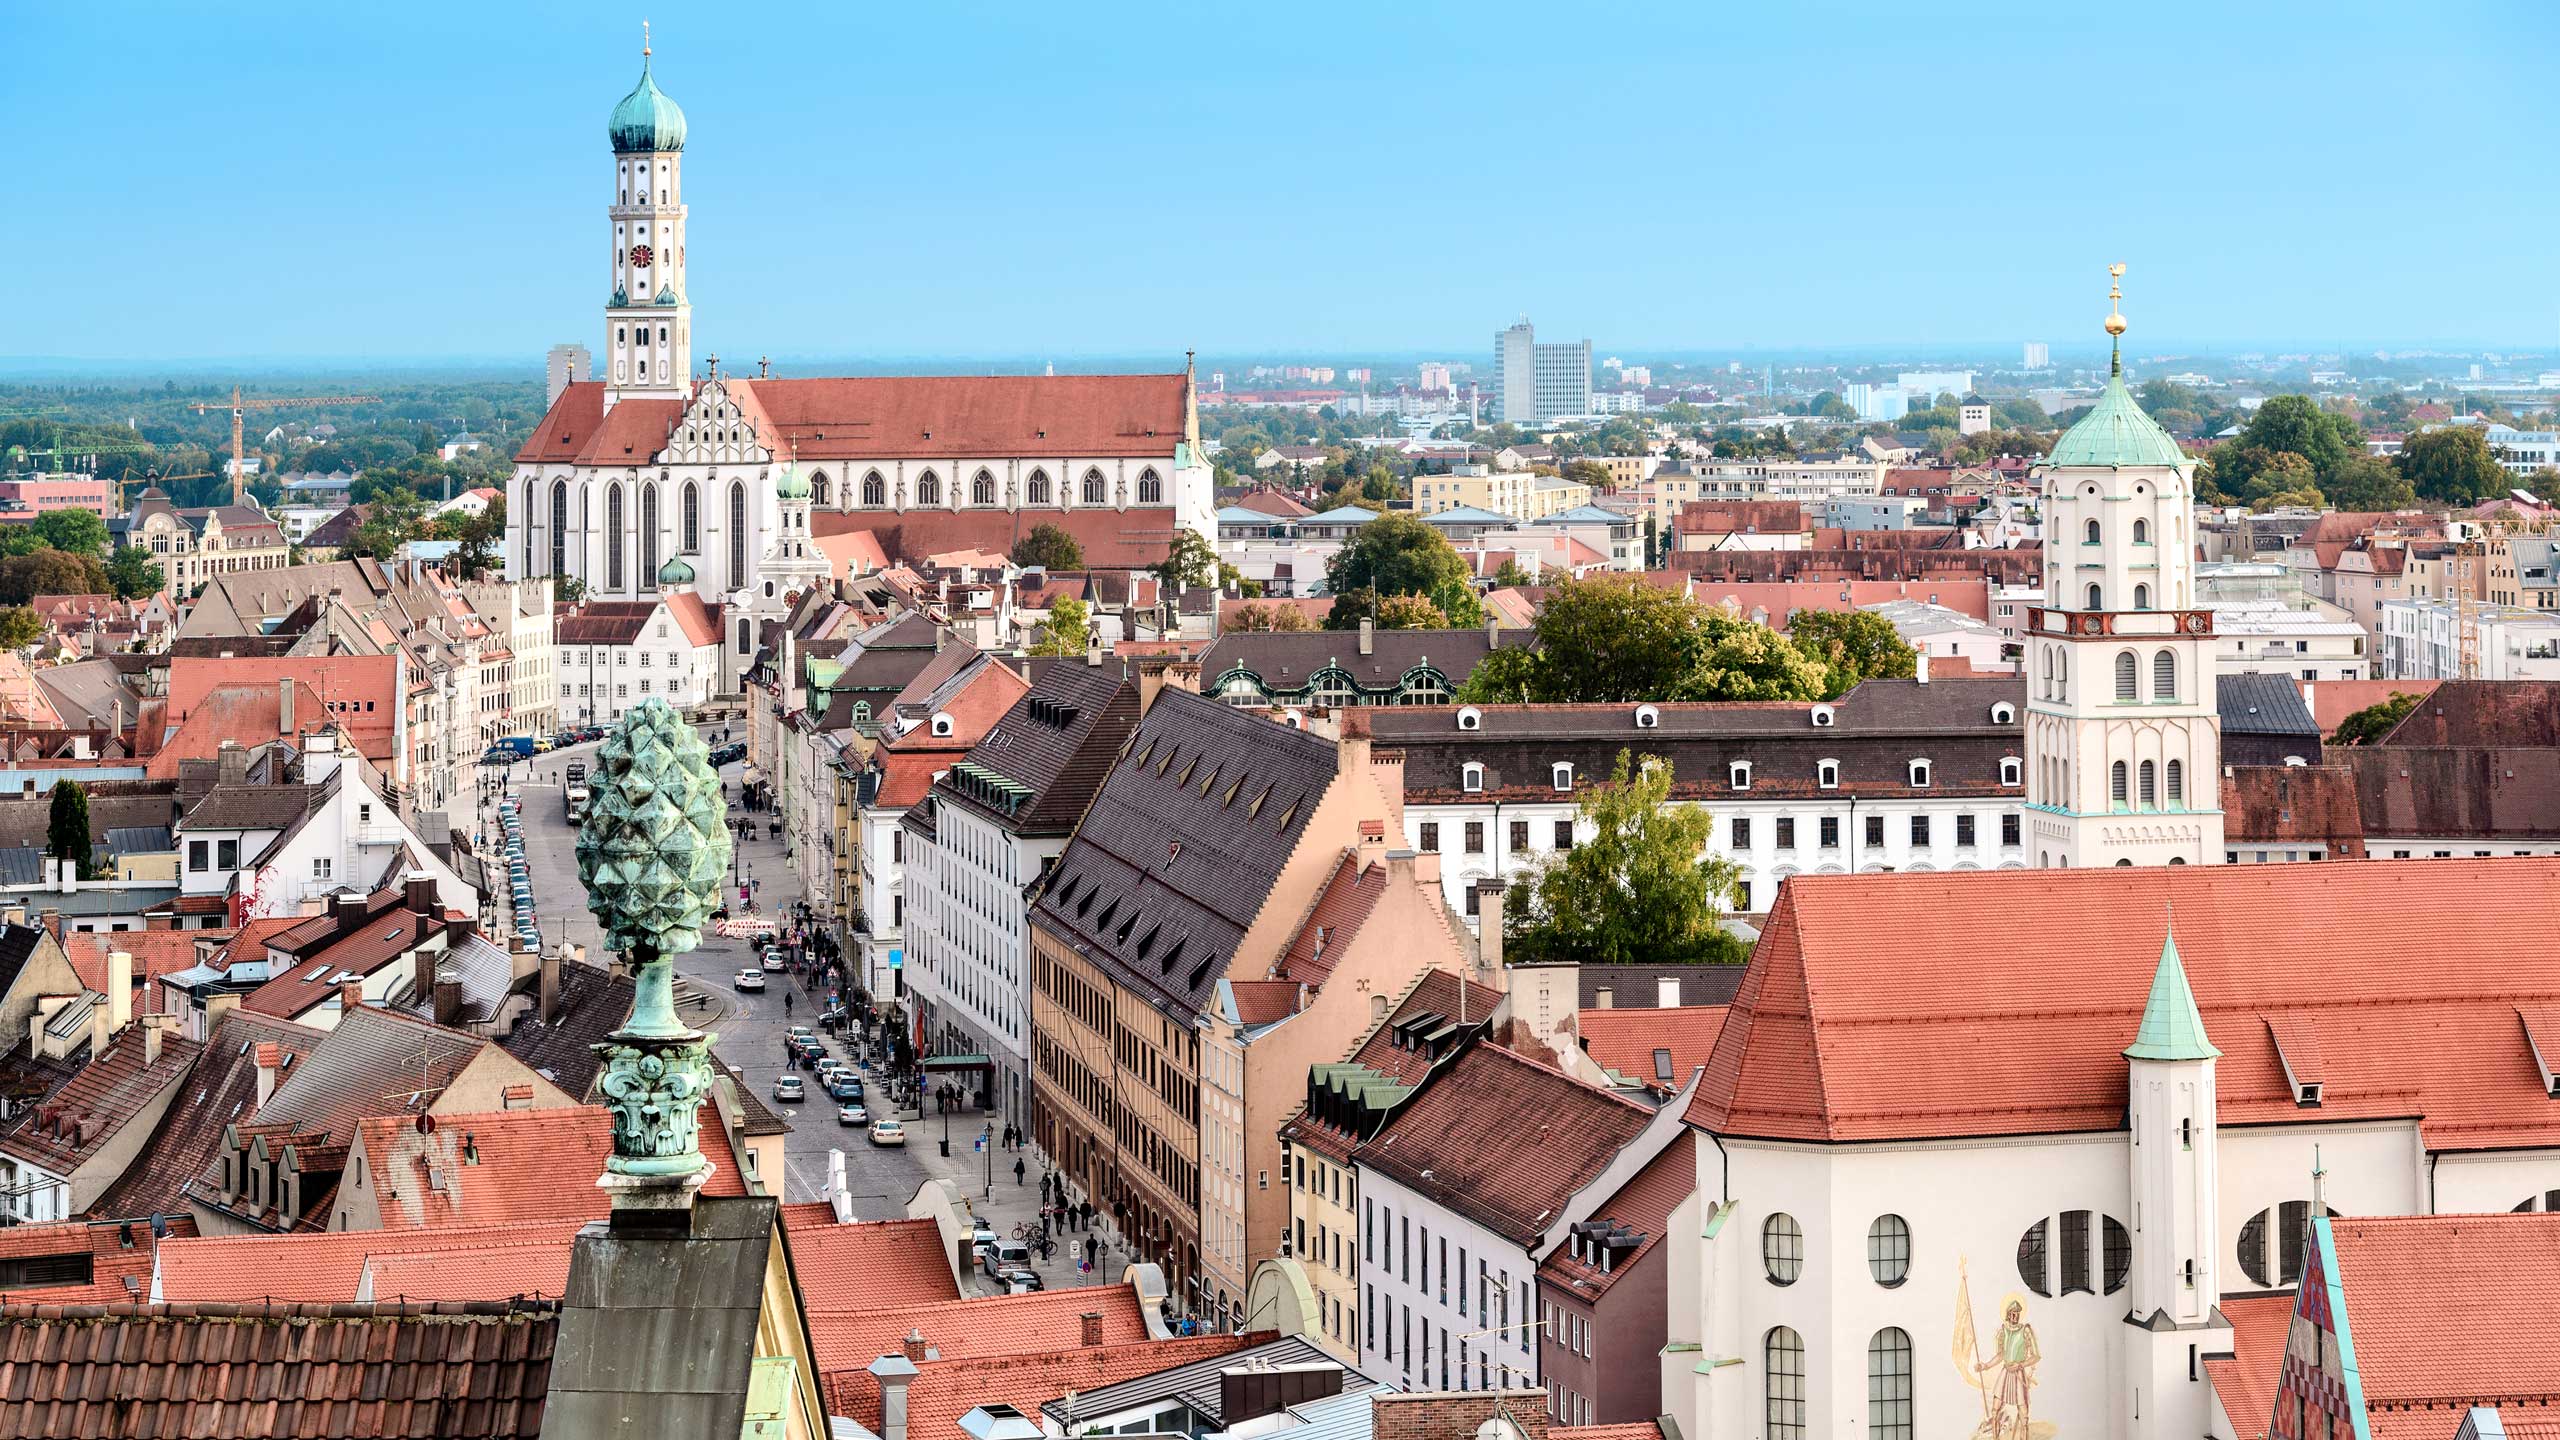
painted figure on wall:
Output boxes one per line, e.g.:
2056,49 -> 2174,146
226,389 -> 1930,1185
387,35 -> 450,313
1956,1262 -> 2050,1440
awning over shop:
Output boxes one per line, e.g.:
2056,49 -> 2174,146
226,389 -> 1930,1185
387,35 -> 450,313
921,1054 -> 994,1071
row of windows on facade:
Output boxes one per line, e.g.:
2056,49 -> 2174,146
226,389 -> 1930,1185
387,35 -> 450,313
1363,1197 -> 1530,1354
1364,1286 -> 1528,1397
562,680 -> 692,699
1457,756 -> 1987,795
1425,812 -> 2024,861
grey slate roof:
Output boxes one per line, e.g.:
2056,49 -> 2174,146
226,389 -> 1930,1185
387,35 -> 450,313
1041,1335 -> 1381,1428
103,826 -> 174,858
546,1195 -> 780,1440
1032,687 -> 1340,1018
2216,674 -> 2321,737
0,850 -> 43,887
938,663 -> 1141,835
495,963 -> 635,1100
182,784 -> 320,833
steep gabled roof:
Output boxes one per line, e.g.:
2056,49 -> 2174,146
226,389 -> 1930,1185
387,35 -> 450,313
92,1011 -> 324,1220
937,662 -> 1140,836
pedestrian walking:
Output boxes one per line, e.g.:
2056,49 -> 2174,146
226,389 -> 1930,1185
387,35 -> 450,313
1083,1235 -> 1097,1267
1013,1156 -> 1026,1186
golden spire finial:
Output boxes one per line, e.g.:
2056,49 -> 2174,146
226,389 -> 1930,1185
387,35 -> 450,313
642,18 -> 652,58
2104,262 -> 2128,377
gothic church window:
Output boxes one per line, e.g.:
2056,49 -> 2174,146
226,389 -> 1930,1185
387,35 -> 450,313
973,471 -> 996,506
641,484 -> 660,582
1027,469 -> 1052,506
1138,468 -> 1163,505
864,471 -> 885,507
918,472 -> 942,506
682,482 -> 700,552
550,481 -> 569,577
1084,469 -> 1106,505
729,482 -> 747,589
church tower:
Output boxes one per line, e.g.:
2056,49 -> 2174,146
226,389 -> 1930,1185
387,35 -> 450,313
2023,265 -> 2223,868
604,26 -> 691,407
2122,926 -> 2229,1440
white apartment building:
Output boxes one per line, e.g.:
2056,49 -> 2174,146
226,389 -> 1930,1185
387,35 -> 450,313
2206,599 -> 2369,681
465,577 -> 558,740
1492,319 -> 1592,423
2477,423 -> 2560,476
174,734 -> 478,919
1688,457 -> 1887,502
552,586 -> 725,726
2379,597 -> 2560,680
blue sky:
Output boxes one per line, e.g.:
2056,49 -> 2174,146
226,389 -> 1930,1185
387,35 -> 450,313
7,1 -> 2555,366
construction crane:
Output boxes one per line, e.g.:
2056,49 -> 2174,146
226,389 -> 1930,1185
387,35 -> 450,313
125,466 -> 216,513
4,438 -> 155,475
190,386 -> 380,507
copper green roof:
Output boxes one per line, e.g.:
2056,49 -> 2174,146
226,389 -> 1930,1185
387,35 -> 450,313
2045,374 -> 2189,470
2124,931 -> 2220,1061
657,555 -> 696,587
774,462 -> 811,501
609,57 -> 687,154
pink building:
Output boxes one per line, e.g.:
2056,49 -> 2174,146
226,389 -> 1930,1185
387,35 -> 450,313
0,476 -> 112,521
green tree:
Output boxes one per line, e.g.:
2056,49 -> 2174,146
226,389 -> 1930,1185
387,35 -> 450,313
1010,523 -> 1086,572
46,780 -> 93,878
2230,395 -> 2361,479
1489,558 -> 1534,589
0,548 -> 109,605
105,545 -> 161,599
1324,514 -> 1482,629
553,574 -> 588,603
1453,574 -> 1827,704
1561,458 -> 1613,493
1505,750 -> 1748,967
346,486 -> 427,558
442,495 -> 506,578
2332,690 -> 2424,746
1371,594 -> 1446,629
1027,597 -> 1091,657
1786,609 -> 1918,699
2321,454 -> 2418,512
28,509 -> 108,556
1153,530 -> 1217,590
0,607 -> 43,651
2397,426 -> 2510,505
1227,601 -> 1316,632
2241,452 -> 2326,512
1217,561 -> 1262,598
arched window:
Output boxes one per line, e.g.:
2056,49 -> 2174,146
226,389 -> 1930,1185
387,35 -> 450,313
2139,759 -> 2157,808
917,471 -> 942,507
641,484 -> 660,583
810,471 -> 830,507
972,470 -> 996,506
1027,469 -> 1052,506
2114,651 -> 2137,700
1763,1328 -> 1806,1440
681,481 -> 700,552
2110,760 -> 2128,805
1083,469 -> 1106,505
2132,517 -> 2149,544
2086,582 -> 2103,610
2084,519 -> 2101,544
2153,650 -> 2176,700
737,617 -> 752,654
863,470 -> 885,507
2166,758 -> 2184,805
1762,1214 -> 1803,1285
1138,468 -> 1163,505
2133,583 -> 2151,610
522,481 -> 539,574
550,481 -> 569,578
605,485 -> 627,590
728,481 -> 747,590
1867,1329 -> 1913,1440
1867,1216 -> 1911,1287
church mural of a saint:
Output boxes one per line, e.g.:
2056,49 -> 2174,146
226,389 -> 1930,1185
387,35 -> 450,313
1954,1261 -> 2052,1440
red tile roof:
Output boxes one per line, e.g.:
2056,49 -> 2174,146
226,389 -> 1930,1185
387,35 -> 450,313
64,930 -> 221,1017
1537,1132 -> 1693,1301
1278,851 -> 1387,988
816,505 -> 1185,570
0,1299 -> 555,1438
1553,1424 -> 1665,1440
0,1216 -> 198,1309
823,1332 -> 1259,1440
161,656 -> 400,763
1225,980 -> 1305,1026
2302,678 -> 2440,736
1689,862 -> 2560,1146
805,1281 -> 1150,1378
2200,1293 -> 2290,1440
2379,679 -> 2560,747
355,1105 -> 744,1231
0,1028 -> 201,1175
786,1217 -> 959,1310
1577,1005 -> 1728,1092
156,1217 -> 593,1305
2330,1213 -> 2560,1433
359,1241 -> 573,1305
145,681 -> 330,778
243,911 -> 448,1020
1675,500 -> 1805,536
1357,1041 -> 1654,1244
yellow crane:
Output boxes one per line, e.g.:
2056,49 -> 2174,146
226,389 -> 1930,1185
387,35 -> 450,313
190,386 -> 380,506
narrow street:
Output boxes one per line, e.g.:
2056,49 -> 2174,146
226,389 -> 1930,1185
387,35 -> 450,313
484,729 -> 1128,1297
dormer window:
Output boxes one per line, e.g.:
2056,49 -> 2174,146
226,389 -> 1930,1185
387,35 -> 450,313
1909,759 -> 1932,788
1634,704 -> 1659,729
1990,702 -> 2016,724
2001,757 -> 2022,786
1456,706 -> 1482,731
930,713 -> 954,738
1818,759 -> 1840,790
1810,704 -> 1836,728
1462,763 -> 1485,794
1551,763 -> 1574,792
1730,761 -> 1752,791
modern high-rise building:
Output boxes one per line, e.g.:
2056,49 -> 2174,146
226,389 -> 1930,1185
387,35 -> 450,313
1491,318 -> 1592,422
2023,340 -> 2050,369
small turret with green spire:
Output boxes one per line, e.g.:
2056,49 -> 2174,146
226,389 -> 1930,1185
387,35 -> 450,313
2124,926 -> 2220,1062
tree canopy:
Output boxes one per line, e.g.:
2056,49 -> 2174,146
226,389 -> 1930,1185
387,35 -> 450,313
2331,690 -> 2424,746
1027,597 -> 1091,657
1154,530 -> 1217,590
1011,523 -> 1086,573
0,607 -> 43,651
1786,609 -> 1918,699
1226,601 -> 1316,632
46,781 -> 92,877
1503,750 -> 1748,967
105,545 -> 161,600
2397,426 -> 2510,505
1455,575 -> 1828,704
1324,514 -> 1482,629
28,509 -> 107,556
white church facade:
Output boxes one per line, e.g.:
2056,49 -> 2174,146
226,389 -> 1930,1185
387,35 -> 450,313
506,39 -> 1216,689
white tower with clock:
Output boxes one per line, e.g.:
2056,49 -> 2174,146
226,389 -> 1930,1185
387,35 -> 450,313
2022,265 -> 2224,869
604,26 -> 691,408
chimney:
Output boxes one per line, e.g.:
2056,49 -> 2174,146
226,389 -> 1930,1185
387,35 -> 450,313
254,1042 -> 281,1106
433,969 -> 463,1027
305,730 -> 340,784
1485,616 -> 1500,649
1079,1311 -> 1104,1347
339,979 -> 365,1015
143,1015 -> 172,1067
540,948 -> 563,1024
403,870 -> 437,918
901,1329 -> 928,1363
869,1354 -> 921,1440
278,677 -> 295,736
106,950 -> 132,1032
1358,616 -> 1374,657
88,992 -> 112,1058
216,740 -> 248,787
330,892 -> 367,934
204,991 -> 242,1042
1916,650 -> 1931,684
1475,881 -> 1507,972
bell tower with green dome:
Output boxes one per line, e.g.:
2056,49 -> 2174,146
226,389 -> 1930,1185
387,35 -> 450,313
604,23 -> 692,407
2022,264 -> 2223,870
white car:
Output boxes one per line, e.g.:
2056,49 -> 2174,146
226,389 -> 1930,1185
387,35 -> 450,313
869,1117 -> 906,1147
837,1104 -> 870,1127
734,970 -> 766,991
762,952 -> 787,974
771,1076 -> 805,1102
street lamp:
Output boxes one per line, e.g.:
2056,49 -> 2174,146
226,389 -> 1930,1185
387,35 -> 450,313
982,1120 -> 995,1198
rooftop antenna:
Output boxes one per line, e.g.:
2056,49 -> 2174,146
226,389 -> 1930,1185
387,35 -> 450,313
2311,1144 -> 2326,1214
2105,263 -> 2128,379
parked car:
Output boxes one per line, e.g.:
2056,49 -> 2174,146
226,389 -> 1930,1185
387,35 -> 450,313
996,1266 -> 1044,1294
771,1076 -> 804,1102
826,1076 -> 862,1102
836,1104 -> 869,1127
786,1027 -> 816,1042
967,1224 -> 997,1267
869,1117 -> 906,1147
980,1240 -> 1031,1277
734,970 -> 766,991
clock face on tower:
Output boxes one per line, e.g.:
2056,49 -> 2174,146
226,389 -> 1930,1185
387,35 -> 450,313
629,244 -> 654,270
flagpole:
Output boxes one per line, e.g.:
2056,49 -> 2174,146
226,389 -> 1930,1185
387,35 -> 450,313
1956,1259 -> 1991,1425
